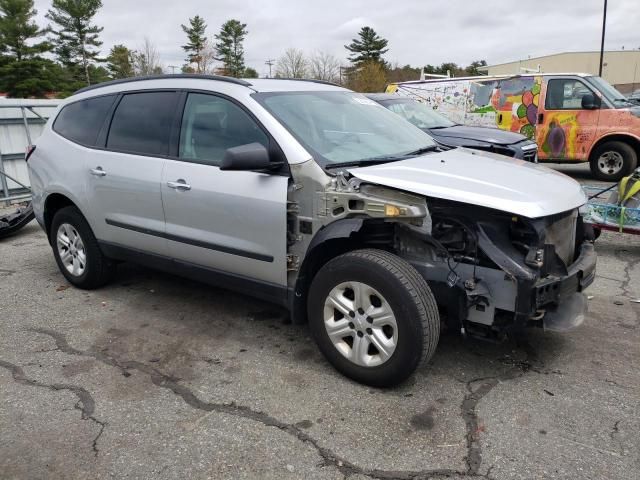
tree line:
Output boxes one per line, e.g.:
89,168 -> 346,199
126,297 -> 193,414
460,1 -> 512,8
0,0 -> 487,98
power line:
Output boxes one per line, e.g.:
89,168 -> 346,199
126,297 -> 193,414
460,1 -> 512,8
265,59 -> 275,78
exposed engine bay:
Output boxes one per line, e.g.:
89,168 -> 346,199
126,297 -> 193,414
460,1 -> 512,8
286,164 -> 596,338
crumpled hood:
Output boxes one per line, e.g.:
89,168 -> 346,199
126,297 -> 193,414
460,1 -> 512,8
428,125 -> 527,145
348,148 -> 587,218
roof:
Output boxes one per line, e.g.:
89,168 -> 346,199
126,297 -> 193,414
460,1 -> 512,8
389,72 -> 594,86
480,50 -> 640,70
74,75 -> 346,96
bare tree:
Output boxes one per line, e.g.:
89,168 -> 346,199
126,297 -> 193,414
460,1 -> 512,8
309,51 -> 340,83
276,48 -> 307,78
133,37 -> 163,76
200,40 -> 219,74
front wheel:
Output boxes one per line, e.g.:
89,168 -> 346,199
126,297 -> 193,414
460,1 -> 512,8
589,141 -> 638,181
307,249 -> 440,387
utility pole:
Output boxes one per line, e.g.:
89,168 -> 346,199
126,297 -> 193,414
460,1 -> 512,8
599,0 -> 608,77
168,65 -> 178,74
265,59 -> 275,78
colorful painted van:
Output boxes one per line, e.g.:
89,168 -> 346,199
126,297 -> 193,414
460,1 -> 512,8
387,74 -> 640,180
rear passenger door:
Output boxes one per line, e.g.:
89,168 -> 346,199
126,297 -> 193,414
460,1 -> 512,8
86,91 -> 180,255
161,92 -> 288,286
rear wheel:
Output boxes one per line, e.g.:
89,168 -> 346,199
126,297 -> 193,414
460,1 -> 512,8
589,141 -> 637,181
50,206 -> 114,289
307,249 -> 440,387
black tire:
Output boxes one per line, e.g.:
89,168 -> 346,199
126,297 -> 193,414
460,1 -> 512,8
307,249 -> 440,387
50,206 -> 114,289
589,141 -> 637,181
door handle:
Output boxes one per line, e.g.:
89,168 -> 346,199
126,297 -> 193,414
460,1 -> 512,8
90,167 -> 107,177
537,113 -> 544,124
167,180 -> 192,191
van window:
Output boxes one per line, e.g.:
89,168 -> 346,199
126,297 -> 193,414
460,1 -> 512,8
53,95 -> 116,146
107,92 -> 179,156
179,93 -> 269,166
545,79 -> 594,110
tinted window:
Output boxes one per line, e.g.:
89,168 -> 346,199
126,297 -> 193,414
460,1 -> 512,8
179,93 -> 269,166
545,79 -> 594,110
54,95 -> 116,146
107,92 -> 179,156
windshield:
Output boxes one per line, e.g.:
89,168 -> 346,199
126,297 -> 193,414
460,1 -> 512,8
382,99 -> 456,129
586,76 -> 633,107
254,91 -> 437,167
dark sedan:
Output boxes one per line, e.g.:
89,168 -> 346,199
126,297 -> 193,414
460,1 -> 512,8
367,93 -> 538,162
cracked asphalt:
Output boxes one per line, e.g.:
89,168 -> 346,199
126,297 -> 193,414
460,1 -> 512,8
1,166 -> 639,480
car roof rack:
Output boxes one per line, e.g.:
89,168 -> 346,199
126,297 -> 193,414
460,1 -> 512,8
266,78 -> 341,87
74,74 -> 253,95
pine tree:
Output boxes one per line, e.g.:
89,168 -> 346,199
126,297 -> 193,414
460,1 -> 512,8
345,26 -> 388,67
107,44 -> 134,79
46,0 -> 104,86
0,0 -> 49,60
181,15 -> 207,73
215,19 -> 247,77
0,0 -> 59,97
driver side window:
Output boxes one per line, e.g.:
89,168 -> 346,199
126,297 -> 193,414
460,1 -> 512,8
179,93 -> 269,166
545,79 -> 595,110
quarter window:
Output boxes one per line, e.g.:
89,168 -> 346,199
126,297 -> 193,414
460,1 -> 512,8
179,93 -> 269,166
545,79 -> 595,110
53,95 -> 116,146
107,92 -> 179,156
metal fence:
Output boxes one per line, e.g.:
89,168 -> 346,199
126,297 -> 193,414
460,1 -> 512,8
0,100 -> 60,205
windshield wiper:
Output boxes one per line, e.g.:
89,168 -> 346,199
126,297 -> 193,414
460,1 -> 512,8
325,158 -> 398,169
401,145 -> 441,156
326,145 -> 440,170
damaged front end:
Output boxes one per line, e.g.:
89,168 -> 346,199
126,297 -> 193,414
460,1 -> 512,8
398,200 -> 596,338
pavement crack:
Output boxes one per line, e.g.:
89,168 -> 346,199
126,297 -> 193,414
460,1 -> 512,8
614,249 -> 640,300
459,338 -> 539,476
0,359 -> 106,457
29,328 -> 481,480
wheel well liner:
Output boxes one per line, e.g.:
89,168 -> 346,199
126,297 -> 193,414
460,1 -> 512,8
44,193 -> 76,241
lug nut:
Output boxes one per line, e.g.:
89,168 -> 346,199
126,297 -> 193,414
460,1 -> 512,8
366,316 -> 373,323
349,311 -> 355,318
348,322 -> 355,329
357,331 -> 364,337
358,308 -> 364,315
366,328 -> 372,335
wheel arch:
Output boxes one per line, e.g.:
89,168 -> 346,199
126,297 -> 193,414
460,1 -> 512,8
43,193 -> 81,242
290,218 -> 396,323
588,133 -> 640,163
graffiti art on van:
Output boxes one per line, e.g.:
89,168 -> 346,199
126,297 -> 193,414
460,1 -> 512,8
488,77 -> 541,140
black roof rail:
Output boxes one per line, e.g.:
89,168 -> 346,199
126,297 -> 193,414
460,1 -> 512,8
267,77 -> 342,87
74,74 -> 253,95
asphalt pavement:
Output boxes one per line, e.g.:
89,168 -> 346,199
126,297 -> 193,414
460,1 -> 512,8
0,164 -> 638,480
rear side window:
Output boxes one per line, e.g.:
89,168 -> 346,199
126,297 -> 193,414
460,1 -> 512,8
53,95 -> 116,146
107,92 -> 179,156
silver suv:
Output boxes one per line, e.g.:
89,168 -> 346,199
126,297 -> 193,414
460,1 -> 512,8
28,75 -> 596,386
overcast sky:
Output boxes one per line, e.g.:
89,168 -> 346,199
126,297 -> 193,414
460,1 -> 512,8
33,0 -> 640,77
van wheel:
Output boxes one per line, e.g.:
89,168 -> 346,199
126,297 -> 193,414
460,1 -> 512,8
589,141 -> 637,181
50,206 -> 114,289
307,249 -> 440,387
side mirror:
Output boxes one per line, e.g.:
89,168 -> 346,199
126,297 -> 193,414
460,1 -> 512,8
581,93 -> 600,110
220,143 -> 273,171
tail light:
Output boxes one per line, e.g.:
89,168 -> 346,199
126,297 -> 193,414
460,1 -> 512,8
25,145 -> 36,162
